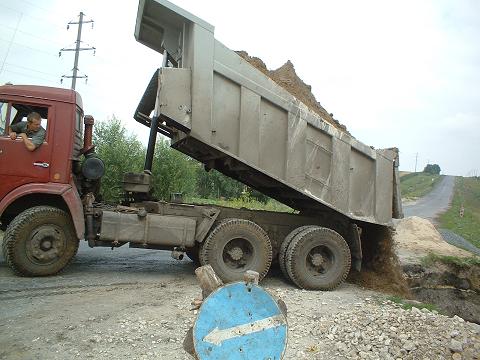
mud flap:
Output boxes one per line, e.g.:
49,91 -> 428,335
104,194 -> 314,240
349,223 -> 363,272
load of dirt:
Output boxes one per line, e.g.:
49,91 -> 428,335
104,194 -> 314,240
394,216 -> 473,261
236,51 -> 349,134
348,224 -> 412,298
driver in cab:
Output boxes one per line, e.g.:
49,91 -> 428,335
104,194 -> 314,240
8,112 -> 46,151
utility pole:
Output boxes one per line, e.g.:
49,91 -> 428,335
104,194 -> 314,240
60,12 -> 95,90
414,152 -> 418,173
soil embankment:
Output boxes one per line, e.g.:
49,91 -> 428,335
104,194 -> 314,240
394,216 -> 480,323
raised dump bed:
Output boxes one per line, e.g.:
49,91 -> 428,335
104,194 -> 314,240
134,0 -> 403,226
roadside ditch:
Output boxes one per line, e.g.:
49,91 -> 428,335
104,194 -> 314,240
404,259 -> 480,324
349,216 -> 480,325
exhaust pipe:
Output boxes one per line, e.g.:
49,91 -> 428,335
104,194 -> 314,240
82,115 -> 95,155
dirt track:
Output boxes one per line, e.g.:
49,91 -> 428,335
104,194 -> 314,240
0,240 -> 377,359
1,239 -> 479,359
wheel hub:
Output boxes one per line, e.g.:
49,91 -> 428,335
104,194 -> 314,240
40,239 -> 52,251
310,253 -> 324,267
222,238 -> 254,270
228,246 -> 244,261
29,227 -> 64,263
306,246 -> 334,275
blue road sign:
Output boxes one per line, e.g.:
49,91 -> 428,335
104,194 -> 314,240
193,282 -> 288,360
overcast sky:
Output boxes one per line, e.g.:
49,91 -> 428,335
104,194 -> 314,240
1,0 -> 479,176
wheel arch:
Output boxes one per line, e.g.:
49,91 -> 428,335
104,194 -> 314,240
0,183 -> 84,239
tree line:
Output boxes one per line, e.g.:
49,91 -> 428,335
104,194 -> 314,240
93,117 -> 268,203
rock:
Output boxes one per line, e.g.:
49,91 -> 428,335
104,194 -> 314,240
450,330 -> 460,338
469,323 -> 480,334
449,339 -> 463,353
403,341 -> 416,351
452,353 -> 462,360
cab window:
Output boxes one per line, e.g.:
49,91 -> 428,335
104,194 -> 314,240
8,103 -> 49,141
76,108 -> 83,135
0,101 -> 11,135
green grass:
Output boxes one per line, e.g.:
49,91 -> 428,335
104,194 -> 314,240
386,295 -> 440,312
187,197 -> 296,213
438,177 -> 480,248
421,253 -> 480,267
400,172 -> 443,200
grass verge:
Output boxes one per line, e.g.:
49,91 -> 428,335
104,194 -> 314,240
421,253 -> 480,267
438,177 -> 480,248
400,172 -> 443,200
386,295 -> 440,312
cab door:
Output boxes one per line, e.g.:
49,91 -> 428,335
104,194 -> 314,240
0,100 -> 53,199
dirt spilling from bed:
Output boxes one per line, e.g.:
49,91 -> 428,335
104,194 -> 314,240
348,223 -> 412,298
347,216 -> 477,299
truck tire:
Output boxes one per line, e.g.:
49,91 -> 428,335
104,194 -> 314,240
199,218 -> 272,283
285,227 -> 351,290
279,225 -> 311,281
3,206 -> 79,277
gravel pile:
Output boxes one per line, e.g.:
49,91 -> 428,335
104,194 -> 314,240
3,280 -> 480,359
273,288 -> 480,360
34,287 -> 480,360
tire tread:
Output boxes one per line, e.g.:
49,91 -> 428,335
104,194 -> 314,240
199,218 -> 272,282
4,206 -> 79,277
285,227 -> 351,290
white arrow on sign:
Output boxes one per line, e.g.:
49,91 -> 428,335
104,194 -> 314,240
203,314 -> 286,346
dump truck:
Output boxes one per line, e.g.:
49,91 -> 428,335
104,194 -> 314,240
0,0 -> 403,290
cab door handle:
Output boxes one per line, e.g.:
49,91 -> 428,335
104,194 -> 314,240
33,162 -> 49,168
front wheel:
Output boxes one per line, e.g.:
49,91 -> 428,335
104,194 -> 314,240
199,218 -> 272,283
3,206 -> 79,276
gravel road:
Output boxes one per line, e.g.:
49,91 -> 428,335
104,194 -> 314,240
403,175 -> 456,222
401,175 -> 480,255
438,229 -> 480,256
1,238 -> 479,359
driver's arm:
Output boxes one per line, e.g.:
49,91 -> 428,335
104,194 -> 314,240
18,133 -> 36,151
7,124 -> 18,140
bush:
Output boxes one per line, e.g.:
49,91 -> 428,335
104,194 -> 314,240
424,164 -> 441,175
93,116 -> 145,202
151,138 -> 198,200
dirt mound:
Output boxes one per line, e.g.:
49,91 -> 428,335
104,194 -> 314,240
394,216 -> 473,260
236,51 -> 349,134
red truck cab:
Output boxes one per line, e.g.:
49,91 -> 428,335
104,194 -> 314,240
0,85 -> 85,241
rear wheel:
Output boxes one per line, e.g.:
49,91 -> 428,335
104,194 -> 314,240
279,225 -> 311,281
4,206 -> 79,276
199,218 -> 272,283
285,227 -> 351,290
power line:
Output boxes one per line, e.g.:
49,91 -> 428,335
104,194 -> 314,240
60,12 -> 96,89
0,37 -> 59,58
2,3 -> 66,32
0,13 -> 23,76
4,62 -> 58,78
1,68 -> 58,85
0,23 -> 64,47
15,0 -> 52,14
